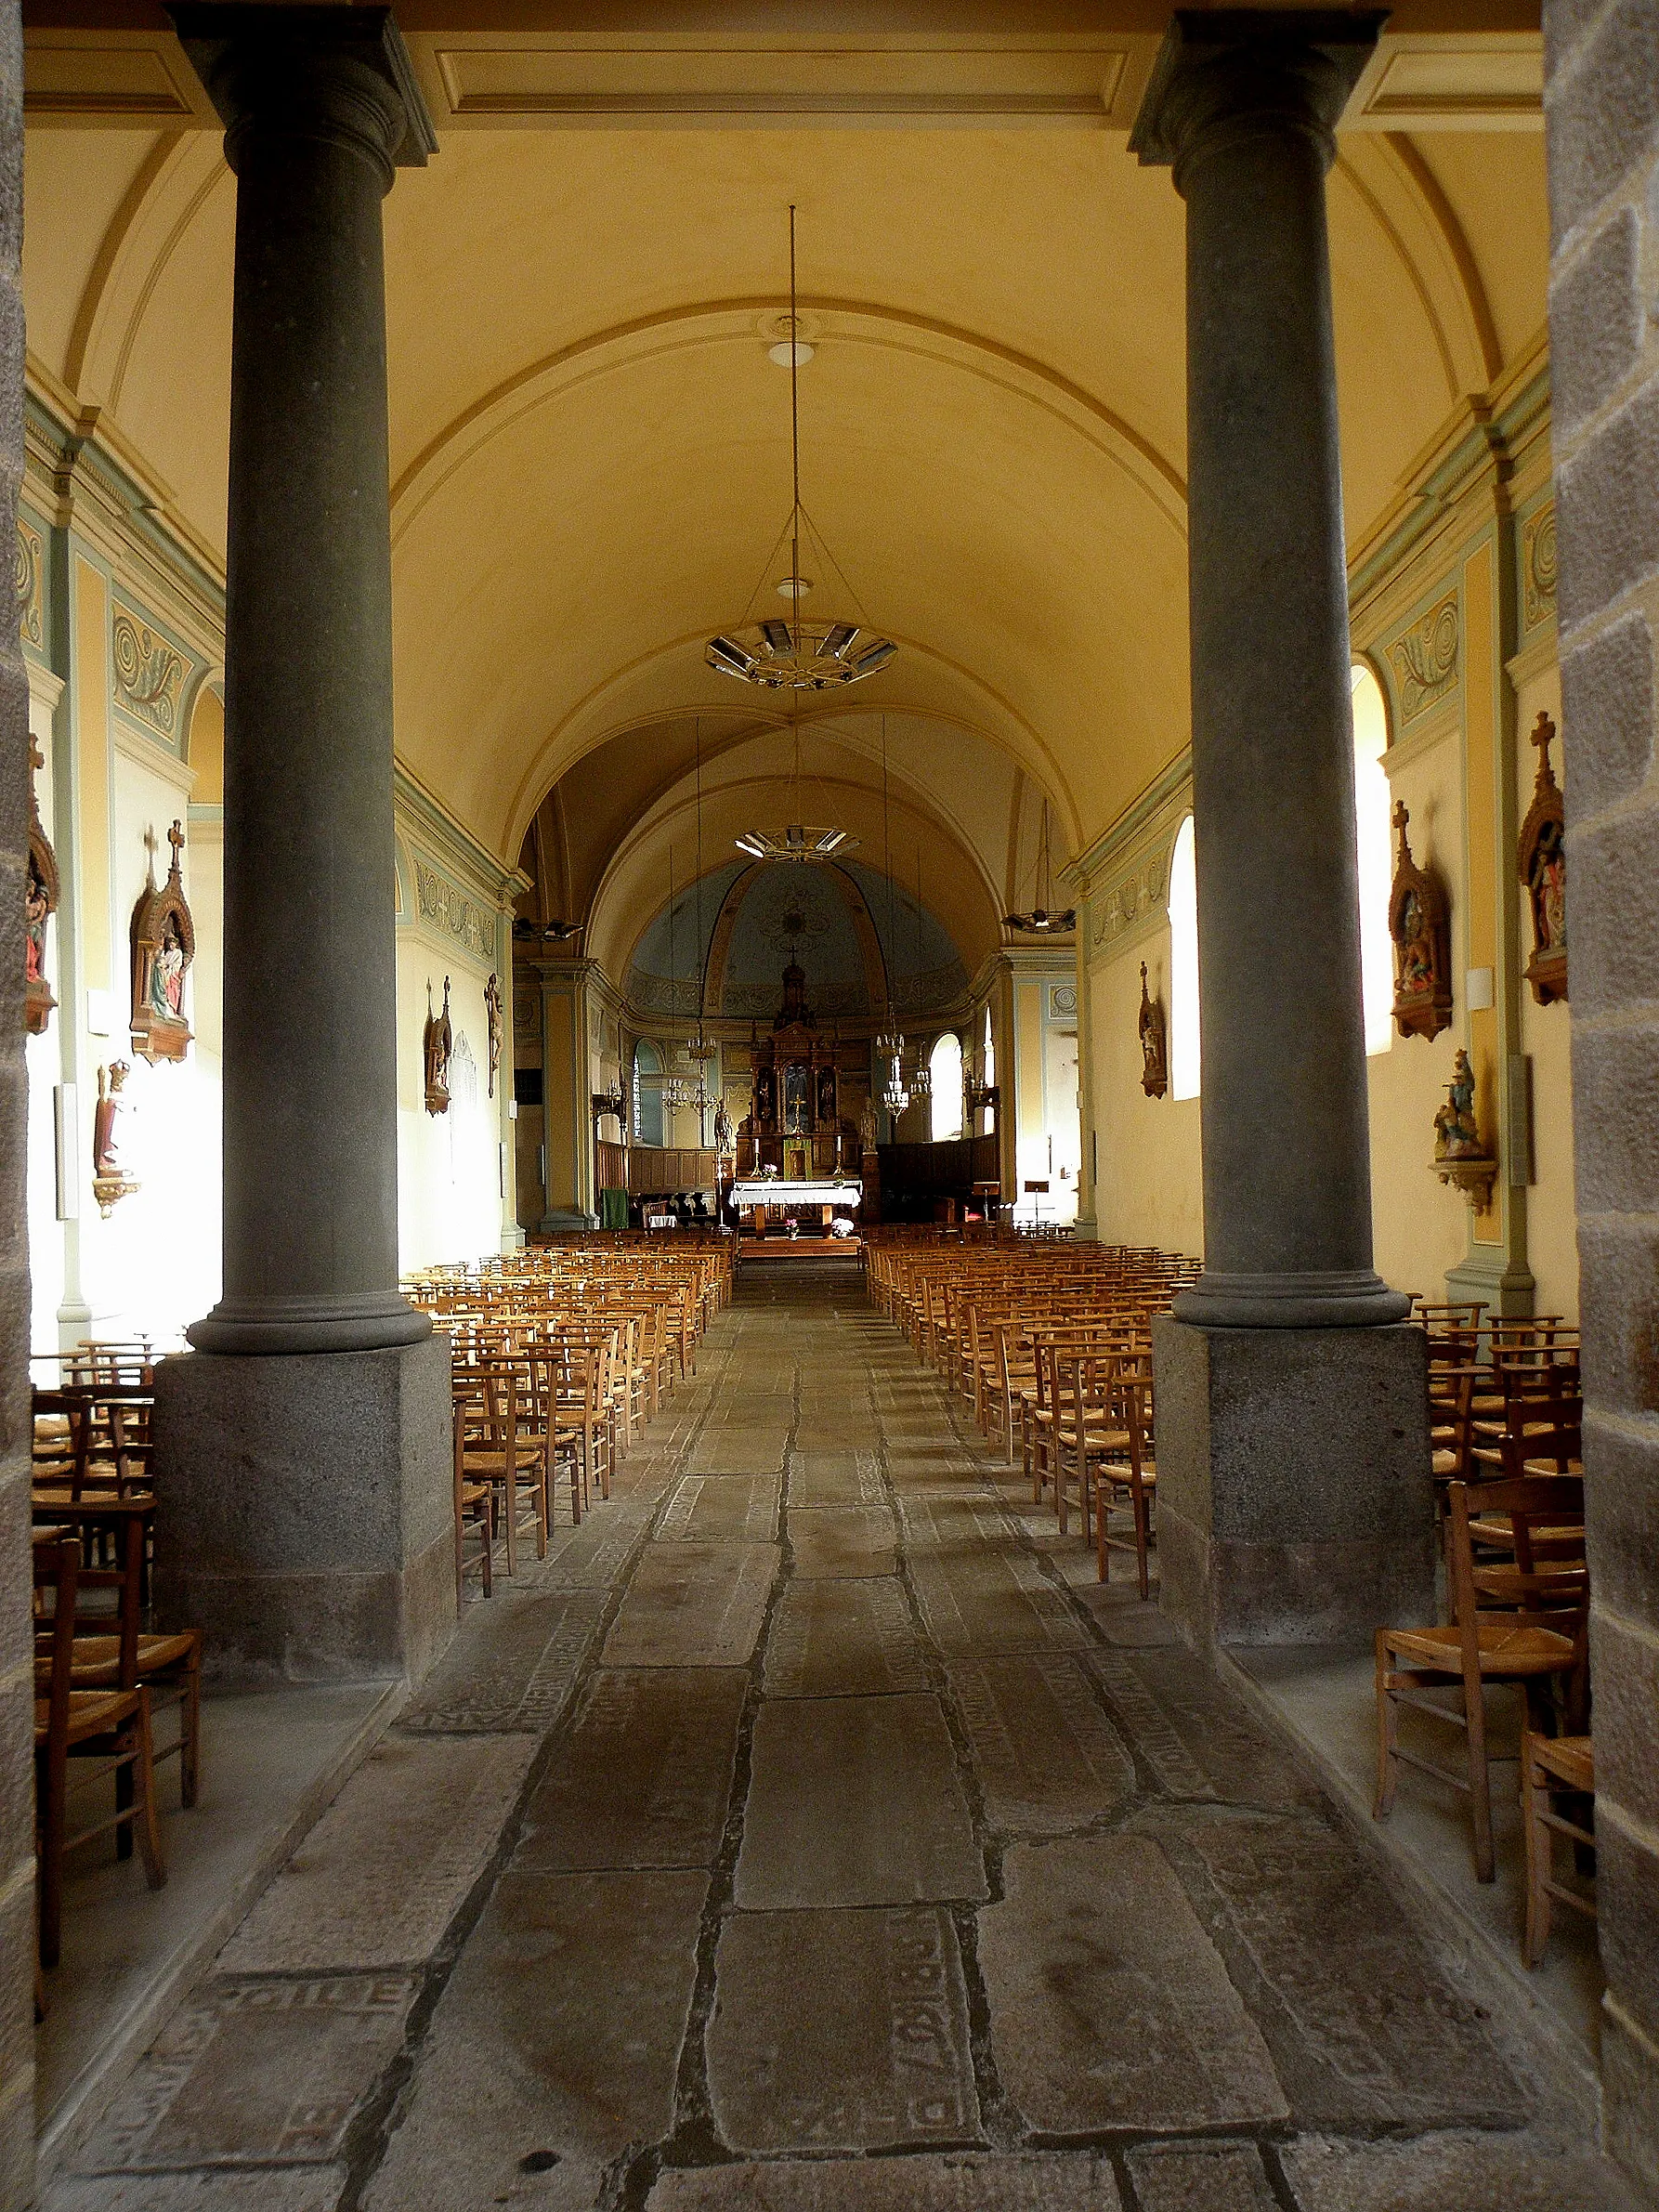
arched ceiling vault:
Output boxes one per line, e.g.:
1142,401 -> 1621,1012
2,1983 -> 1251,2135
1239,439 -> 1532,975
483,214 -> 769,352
22,108 -> 1549,895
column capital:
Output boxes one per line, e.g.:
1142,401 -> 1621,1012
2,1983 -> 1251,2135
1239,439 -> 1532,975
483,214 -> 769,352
168,4 -> 437,180
1130,9 -> 1384,186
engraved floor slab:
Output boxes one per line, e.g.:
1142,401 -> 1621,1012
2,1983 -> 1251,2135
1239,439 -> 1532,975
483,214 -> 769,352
43,2177 -> 349,2211
658,1473 -> 781,1542
73,1975 -> 418,2172
1140,1808 -> 1520,2128
764,1577 -> 928,1696
363,1871 -> 705,2212
1127,2142 -> 1280,2211
1281,2133 -> 1636,2212
978,1838 -> 1287,2133
738,1695 -> 985,1906
705,1907 -> 978,2153
518,1667 -> 745,1869
689,1429 -> 790,1474
787,1504 -> 898,1578
401,1585 -> 607,1733
602,1541 -> 778,1668
1113,1651 -> 1326,1811
537,1502 -> 654,1586
647,2153 -> 1122,2211
907,1543 -> 1088,1657
948,1658 -> 1135,1835
218,1735 -> 537,1972
788,1451 -> 885,1507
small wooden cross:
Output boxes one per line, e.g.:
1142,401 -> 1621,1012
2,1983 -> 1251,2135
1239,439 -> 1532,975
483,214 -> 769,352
1531,710 -> 1558,781
1391,799 -> 1413,858
167,818 -> 185,876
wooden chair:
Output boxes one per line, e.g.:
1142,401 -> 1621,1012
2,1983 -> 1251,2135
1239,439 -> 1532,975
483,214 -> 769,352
33,1538 -> 166,1969
1093,1371 -> 1157,1597
39,1507 -> 202,1816
1375,1474 -> 1588,1881
452,1391 -> 497,1603
1522,1729 -> 1596,1966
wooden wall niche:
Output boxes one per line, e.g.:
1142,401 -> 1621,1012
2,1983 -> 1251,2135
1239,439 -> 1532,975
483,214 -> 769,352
26,741 -> 59,1036
1138,962 -> 1169,1097
129,820 -> 194,1064
1388,803 -> 1453,1041
1519,710 -> 1567,1005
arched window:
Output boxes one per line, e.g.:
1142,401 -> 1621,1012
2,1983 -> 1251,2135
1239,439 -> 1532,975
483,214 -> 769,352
931,1033 -> 963,1142
981,1007 -> 996,1132
1169,814 -> 1200,1101
1352,662 -> 1394,1054
633,1040 -> 663,1146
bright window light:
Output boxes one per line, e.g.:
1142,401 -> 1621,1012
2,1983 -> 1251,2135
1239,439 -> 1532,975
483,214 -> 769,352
931,1033 -> 963,1142
1352,663 -> 1394,1055
1169,814 -> 1200,1101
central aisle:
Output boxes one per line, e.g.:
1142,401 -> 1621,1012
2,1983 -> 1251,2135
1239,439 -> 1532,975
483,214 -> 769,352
61,1260 -> 1622,2210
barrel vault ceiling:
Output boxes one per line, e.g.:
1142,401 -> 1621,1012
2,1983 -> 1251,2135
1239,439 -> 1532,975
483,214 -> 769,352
21,3 -> 1549,983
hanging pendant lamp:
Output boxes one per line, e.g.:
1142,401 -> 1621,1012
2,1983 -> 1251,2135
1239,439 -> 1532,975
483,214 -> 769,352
710,207 -> 897,700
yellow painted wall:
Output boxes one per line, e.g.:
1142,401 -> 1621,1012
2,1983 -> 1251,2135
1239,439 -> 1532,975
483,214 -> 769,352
1089,923 -> 1206,1260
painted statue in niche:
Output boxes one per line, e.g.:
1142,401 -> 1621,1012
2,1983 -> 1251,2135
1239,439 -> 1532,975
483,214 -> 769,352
1138,963 -> 1168,1098
129,820 -> 195,1064
816,1061 -> 838,1129
25,741 -> 59,1036
1388,802 -> 1453,1041
754,1062 -> 777,1130
484,972 -> 503,1097
1519,711 -> 1567,1005
92,1061 -> 139,1216
1432,1049 -> 1484,1159
424,977 -> 452,1115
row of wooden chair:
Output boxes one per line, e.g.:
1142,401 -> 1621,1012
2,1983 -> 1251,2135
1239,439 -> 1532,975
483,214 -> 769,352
408,1238 -> 728,1603
30,1360 -> 202,1972
868,1235 -> 1197,1594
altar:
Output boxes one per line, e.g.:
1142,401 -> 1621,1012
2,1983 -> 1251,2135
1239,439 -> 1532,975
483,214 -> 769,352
730,1177 -> 862,1211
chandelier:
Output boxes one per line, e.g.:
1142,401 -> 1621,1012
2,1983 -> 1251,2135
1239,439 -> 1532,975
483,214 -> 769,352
710,206 -> 896,700
735,823 -> 854,863
1003,799 -> 1076,935
882,1051 -> 910,1118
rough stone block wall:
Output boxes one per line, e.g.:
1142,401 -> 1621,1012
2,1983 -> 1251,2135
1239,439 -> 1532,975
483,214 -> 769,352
0,11 -> 29,2206
1546,0 -> 1659,2192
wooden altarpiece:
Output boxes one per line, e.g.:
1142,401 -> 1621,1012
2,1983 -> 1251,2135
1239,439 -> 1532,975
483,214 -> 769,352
1518,711 -> 1567,1006
1388,803 -> 1452,1041
1138,962 -> 1168,1097
25,741 -> 59,1036
737,957 -> 859,1180
129,820 -> 195,1064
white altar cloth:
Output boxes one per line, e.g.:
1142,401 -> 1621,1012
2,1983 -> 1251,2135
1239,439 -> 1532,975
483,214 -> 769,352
731,1178 -> 861,1209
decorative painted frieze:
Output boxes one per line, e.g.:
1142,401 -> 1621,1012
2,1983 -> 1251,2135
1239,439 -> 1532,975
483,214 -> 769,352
1385,589 -> 1460,723
111,603 -> 191,742
1048,982 -> 1078,1020
1088,844 -> 1171,952
1522,501 -> 1557,635
414,855 -> 496,963
16,517 -> 44,653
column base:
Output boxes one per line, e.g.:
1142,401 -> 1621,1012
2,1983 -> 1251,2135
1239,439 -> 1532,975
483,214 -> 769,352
153,1333 -> 455,1684
1152,1317 -> 1433,1648
1445,1250 -> 1535,1322
1174,1267 -> 1411,1329
188,1289 -> 432,1355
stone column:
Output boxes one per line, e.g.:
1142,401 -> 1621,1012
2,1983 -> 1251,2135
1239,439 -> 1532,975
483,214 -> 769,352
153,7 -> 452,1683
1133,15 -> 1431,1645
1545,0 -> 1659,2185
0,10 -> 36,2201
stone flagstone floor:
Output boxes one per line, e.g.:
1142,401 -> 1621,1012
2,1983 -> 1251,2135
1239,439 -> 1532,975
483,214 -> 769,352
46,1260 -> 1632,2211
